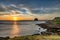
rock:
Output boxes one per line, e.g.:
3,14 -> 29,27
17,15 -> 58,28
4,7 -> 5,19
34,18 -> 38,21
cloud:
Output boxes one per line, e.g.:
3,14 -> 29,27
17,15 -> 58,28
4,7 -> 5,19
0,4 -> 60,18
0,4 -> 34,17
0,4 -> 37,17
0,4 -> 60,14
31,7 -> 60,14
0,4 -> 6,11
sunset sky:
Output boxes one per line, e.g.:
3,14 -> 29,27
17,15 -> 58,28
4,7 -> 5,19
0,0 -> 60,20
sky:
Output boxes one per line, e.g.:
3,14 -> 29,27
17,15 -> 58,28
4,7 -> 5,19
0,0 -> 60,20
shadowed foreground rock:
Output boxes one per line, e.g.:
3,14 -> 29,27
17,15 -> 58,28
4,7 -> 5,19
36,23 -> 60,35
0,36 -> 10,40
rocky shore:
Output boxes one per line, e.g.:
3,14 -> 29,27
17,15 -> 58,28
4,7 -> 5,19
0,36 -> 10,40
36,20 -> 60,35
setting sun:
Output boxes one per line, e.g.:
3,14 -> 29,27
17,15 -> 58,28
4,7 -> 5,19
13,17 -> 17,21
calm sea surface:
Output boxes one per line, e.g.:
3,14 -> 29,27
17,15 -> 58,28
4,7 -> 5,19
0,21 -> 46,37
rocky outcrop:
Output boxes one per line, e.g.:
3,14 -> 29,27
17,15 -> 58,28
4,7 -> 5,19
0,36 -> 10,40
53,17 -> 60,21
34,18 -> 38,21
36,23 -> 60,35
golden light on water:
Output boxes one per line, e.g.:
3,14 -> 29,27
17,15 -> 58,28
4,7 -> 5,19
10,22 -> 20,38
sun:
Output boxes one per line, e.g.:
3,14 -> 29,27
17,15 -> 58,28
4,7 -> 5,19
13,17 -> 17,21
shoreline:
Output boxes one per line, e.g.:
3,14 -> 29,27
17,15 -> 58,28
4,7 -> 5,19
1,35 -> 60,40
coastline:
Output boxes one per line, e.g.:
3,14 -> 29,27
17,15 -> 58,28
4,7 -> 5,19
1,35 -> 60,40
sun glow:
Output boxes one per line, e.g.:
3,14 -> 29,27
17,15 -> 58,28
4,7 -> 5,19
13,17 -> 17,21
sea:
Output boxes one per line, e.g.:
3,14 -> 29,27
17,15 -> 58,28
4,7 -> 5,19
0,20 -> 46,37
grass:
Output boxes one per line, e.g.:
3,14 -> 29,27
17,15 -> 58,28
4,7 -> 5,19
9,35 -> 60,40
53,20 -> 60,25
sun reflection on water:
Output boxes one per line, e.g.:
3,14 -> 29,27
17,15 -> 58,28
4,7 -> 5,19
10,21 -> 19,38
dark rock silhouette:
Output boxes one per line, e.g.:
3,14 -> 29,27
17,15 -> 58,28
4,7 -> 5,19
34,18 -> 38,21
0,36 -> 10,40
32,34 -> 40,36
53,17 -> 60,21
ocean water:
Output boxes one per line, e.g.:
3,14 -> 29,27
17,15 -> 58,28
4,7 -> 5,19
0,21 -> 46,37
